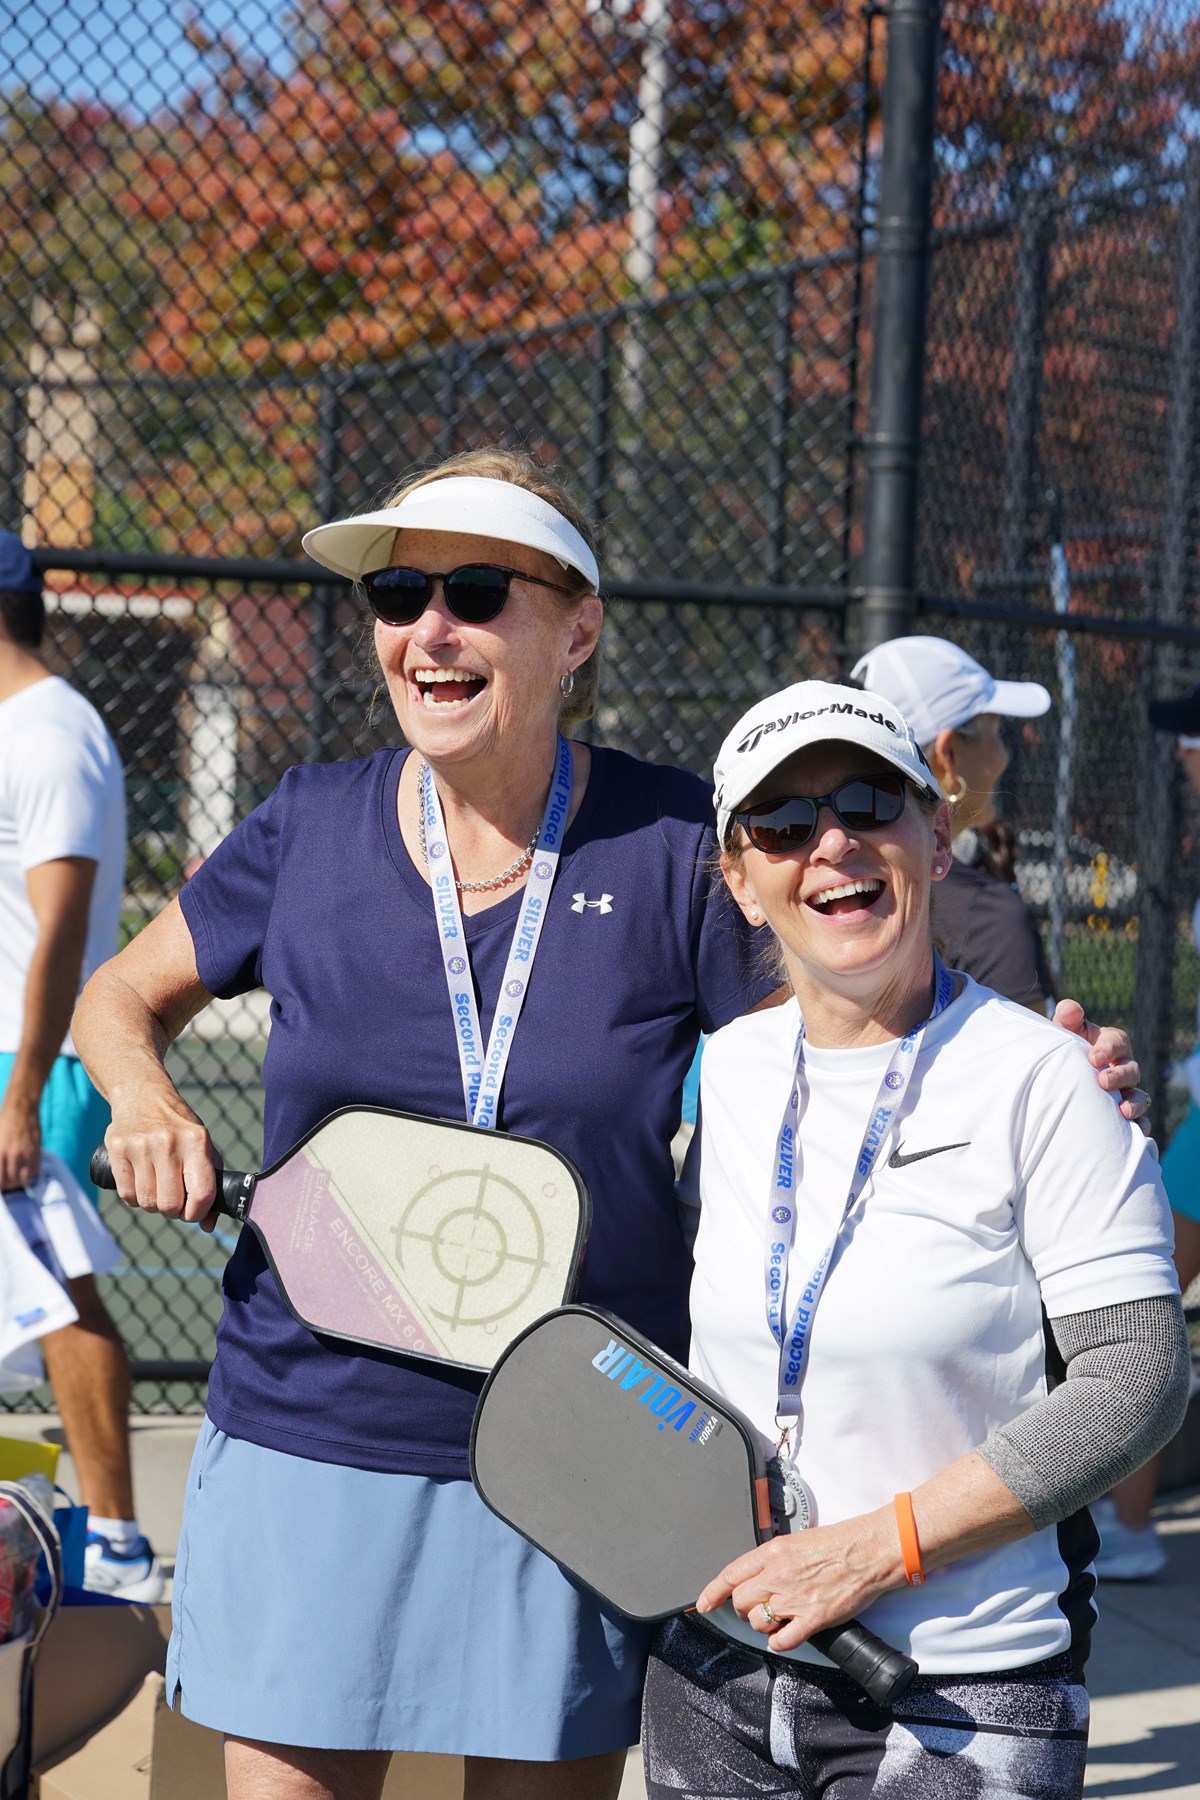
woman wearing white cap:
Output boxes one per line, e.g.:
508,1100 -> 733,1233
71,448 -> 782,1799
640,679 -> 1188,1800
850,635 -> 1056,1012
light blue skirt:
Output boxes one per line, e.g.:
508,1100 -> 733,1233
167,1419 -> 650,1756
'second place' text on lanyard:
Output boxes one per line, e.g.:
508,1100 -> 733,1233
423,733 -> 573,1130
764,957 -> 955,1434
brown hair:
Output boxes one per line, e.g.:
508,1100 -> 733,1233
381,447 -> 602,729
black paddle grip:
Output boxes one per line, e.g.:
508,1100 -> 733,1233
808,1621 -> 918,1708
89,1144 -> 255,1221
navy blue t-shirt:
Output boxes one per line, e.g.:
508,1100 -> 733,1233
180,744 -> 770,1476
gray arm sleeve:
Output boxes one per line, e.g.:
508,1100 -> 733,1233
977,1294 -> 1191,1531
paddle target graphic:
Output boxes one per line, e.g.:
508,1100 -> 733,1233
395,1163 -> 552,1332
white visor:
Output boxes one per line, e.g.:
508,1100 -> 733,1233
713,679 -> 940,850
301,475 -> 600,590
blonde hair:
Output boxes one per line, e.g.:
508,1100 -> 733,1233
382,447 -> 602,729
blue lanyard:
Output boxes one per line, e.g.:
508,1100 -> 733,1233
422,735 -> 573,1129
763,958 -> 956,1437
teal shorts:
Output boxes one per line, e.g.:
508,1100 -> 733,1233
1161,1100 -> 1200,1225
0,1052 -> 111,1198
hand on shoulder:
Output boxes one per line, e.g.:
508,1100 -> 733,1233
1052,997 -> 1148,1126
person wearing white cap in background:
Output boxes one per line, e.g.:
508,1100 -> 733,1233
850,635 -> 1056,1014
639,679 -> 1188,1800
856,639 -> 1183,1583
72,448 -> 783,1800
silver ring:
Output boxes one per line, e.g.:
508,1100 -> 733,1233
759,1598 -> 780,1626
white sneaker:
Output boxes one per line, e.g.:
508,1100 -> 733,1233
83,1531 -> 165,1603
1091,1500 -> 1168,1581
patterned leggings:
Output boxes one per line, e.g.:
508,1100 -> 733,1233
643,1615 -> 1089,1800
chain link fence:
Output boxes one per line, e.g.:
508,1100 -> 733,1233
2,0 -> 1200,1406
919,1 -> 1200,1131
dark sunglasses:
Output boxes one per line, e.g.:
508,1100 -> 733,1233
732,775 -> 907,853
362,562 -> 579,627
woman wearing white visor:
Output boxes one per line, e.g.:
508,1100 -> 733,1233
641,680 -> 1188,1800
72,448 -> 783,1800
850,635 -> 1055,1013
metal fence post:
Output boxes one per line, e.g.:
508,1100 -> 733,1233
589,320 -> 612,527
1046,489 -> 1076,993
4,383 -> 24,530
1133,146 -> 1200,1110
768,268 -> 795,588
308,373 -> 341,763
999,194 -> 1054,584
857,0 -> 942,654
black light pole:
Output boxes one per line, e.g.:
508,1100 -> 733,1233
857,0 -> 942,654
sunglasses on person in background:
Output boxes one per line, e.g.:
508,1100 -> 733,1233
362,562 -> 580,627
732,775 -> 908,853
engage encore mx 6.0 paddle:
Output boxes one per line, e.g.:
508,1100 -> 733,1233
470,1304 -> 918,1708
91,1105 -> 589,1373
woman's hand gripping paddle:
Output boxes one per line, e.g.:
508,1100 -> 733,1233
470,1304 -> 918,1708
92,1104 -> 589,1373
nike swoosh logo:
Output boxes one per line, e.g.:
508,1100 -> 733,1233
887,1141 -> 970,1169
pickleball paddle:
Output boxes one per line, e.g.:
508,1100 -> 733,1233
91,1105 -> 589,1372
470,1303 -> 918,1707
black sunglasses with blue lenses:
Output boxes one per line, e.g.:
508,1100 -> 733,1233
362,562 -> 579,627
733,775 -> 907,853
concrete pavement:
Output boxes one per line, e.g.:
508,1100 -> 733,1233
1084,1485 -> 1200,1798
5,1411 -> 1198,1797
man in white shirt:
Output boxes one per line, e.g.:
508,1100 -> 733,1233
0,530 -> 161,1600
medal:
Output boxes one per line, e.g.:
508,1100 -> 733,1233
766,1450 -> 815,1534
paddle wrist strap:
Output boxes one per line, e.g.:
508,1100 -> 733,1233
423,734 -> 573,1130
763,957 -> 955,1441
894,1491 -> 925,1585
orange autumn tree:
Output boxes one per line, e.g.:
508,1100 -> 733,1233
4,0 -> 1194,572
916,0 -> 1200,599
120,0 -> 871,382
62,0 -> 874,560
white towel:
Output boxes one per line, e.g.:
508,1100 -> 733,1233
0,1154 -> 121,1392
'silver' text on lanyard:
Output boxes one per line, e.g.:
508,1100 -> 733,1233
764,957 -> 956,1442
423,734 -> 573,1130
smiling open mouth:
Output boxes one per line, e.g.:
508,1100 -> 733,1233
412,669 -> 487,706
807,879 -> 885,915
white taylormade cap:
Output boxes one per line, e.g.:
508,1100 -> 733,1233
301,475 -> 600,590
713,679 -> 939,849
849,636 -> 1050,747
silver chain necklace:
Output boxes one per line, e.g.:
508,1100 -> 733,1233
417,762 -> 540,892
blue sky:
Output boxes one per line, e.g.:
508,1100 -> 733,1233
1,0 -> 293,117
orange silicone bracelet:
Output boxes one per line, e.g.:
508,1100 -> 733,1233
894,1491 -> 925,1586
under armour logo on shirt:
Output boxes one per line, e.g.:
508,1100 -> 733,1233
571,893 -> 613,914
